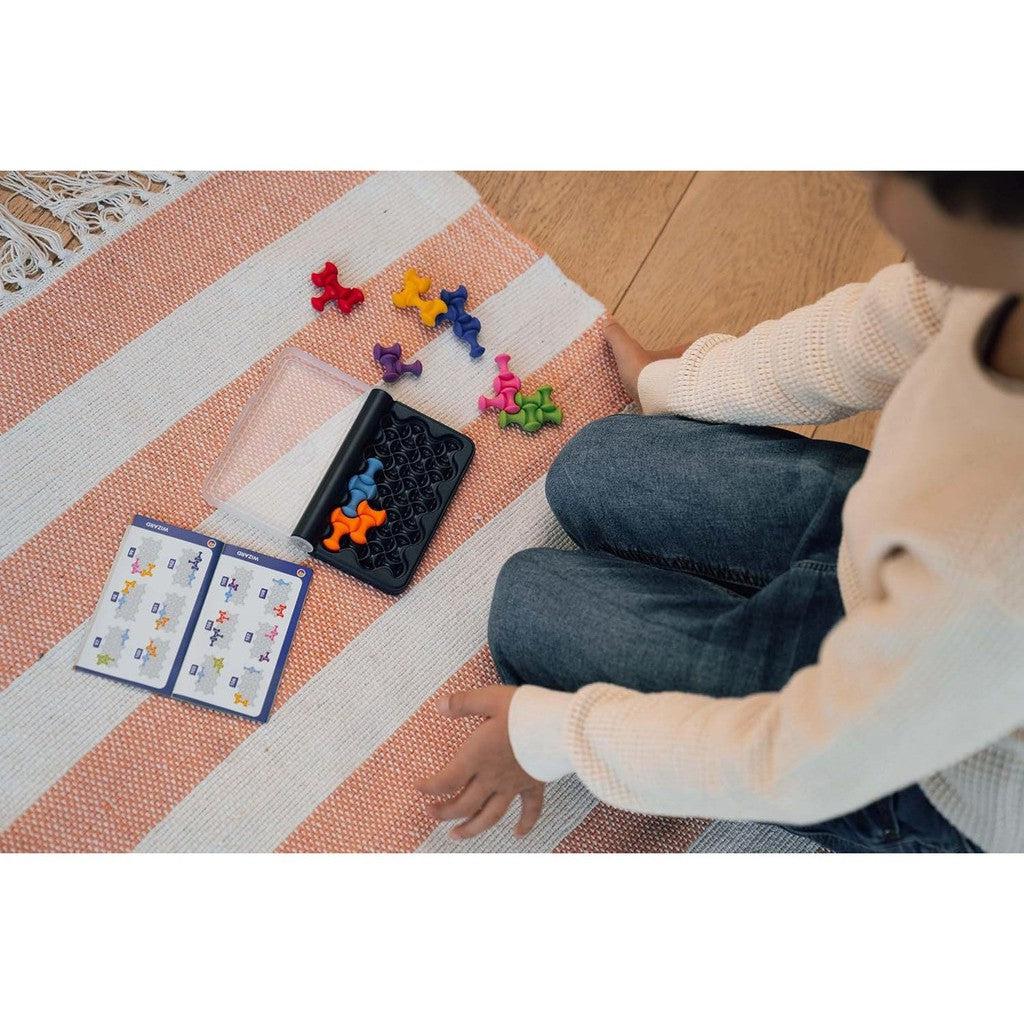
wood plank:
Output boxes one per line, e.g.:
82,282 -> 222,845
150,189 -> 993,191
814,410 -> 881,449
615,171 -> 902,352
613,172 -> 902,439
463,171 -> 693,310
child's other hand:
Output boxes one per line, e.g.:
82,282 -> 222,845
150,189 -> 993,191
416,686 -> 545,841
605,318 -> 673,403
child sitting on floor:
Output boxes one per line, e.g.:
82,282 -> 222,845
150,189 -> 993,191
418,172 -> 1024,853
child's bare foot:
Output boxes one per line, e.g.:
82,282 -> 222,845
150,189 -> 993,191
604,319 -> 666,403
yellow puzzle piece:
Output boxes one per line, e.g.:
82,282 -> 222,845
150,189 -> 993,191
391,268 -> 447,327
233,692 -> 249,707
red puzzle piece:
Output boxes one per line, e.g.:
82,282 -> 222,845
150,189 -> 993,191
311,261 -> 365,314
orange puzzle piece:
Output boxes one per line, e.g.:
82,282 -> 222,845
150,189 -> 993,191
391,268 -> 448,327
322,501 -> 387,550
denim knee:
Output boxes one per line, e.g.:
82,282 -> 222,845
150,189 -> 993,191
545,415 -> 623,536
487,548 -> 549,685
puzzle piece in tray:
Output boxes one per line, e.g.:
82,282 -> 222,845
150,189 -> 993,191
438,285 -> 484,358
234,692 -> 250,707
311,261 -> 365,314
273,603 -> 286,618
499,386 -> 564,433
373,342 -> 423,384
391,268 -> 447,327
342,457 -> 384,517
322,501 -> 387,550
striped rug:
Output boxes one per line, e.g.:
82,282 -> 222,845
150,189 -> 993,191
0,171 -> 819,853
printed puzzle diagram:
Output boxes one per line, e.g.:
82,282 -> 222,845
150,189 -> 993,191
137,637 -> 171,681
93,625 -> 130,667
204,610 -> 238,650
127,535 -> 162,578
247,621 -> 280,664
113,580 -> 148,620
232,665 -> 264,709
262,577 -> 292,614
152,592 -> 189,631
172,547 -> 208,588
191,654 -> 226,696
221,564 -> 255,603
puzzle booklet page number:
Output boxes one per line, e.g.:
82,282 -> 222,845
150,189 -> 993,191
75,516 -> 311,722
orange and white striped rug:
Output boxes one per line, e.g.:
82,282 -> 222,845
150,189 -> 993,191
0,171 -> 818,853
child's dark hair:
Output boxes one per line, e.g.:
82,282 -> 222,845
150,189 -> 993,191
899,172 -> 1024,227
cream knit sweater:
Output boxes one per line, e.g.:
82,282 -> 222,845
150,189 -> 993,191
507,263 -> 1024,852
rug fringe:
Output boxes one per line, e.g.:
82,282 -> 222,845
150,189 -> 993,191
0,171 -> 188,292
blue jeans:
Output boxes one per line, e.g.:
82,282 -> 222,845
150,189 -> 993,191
488,415 -> 980,853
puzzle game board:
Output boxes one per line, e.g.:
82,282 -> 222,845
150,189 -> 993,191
75,515 -> 311,722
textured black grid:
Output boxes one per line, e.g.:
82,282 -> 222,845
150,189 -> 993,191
325,410 -> 464,579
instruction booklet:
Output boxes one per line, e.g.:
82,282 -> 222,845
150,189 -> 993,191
74,515 -> 311,722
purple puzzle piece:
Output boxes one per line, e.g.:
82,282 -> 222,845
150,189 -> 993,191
373,342 -> 423,384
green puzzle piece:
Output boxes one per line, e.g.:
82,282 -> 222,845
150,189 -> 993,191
498,386 -> 564,433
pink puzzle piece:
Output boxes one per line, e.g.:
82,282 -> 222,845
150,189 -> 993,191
477,352 -> 522,415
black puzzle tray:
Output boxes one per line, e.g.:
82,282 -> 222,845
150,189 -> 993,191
203,348 -> 474,596
294,389 -> 474,593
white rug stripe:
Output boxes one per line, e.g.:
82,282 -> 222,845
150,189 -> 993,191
0,171 -> 479,560
0,626 -> 149,827
0,172 -> 212,316
687,820 -> 821,853
0,259 -> 602,829
416,776 -> 597,853
136,479 -> 571,851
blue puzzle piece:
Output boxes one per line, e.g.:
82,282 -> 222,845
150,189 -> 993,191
439,285 -> 484,358
342,457 -> 384,517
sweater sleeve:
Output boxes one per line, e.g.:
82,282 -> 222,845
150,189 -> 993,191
637,263 -> 952,425
508,549 -> 1024,824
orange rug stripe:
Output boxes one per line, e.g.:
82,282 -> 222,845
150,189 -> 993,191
0,203 -> 538,691
0,172 -> 370,432
0,321 -> 622,852
278,649 -> 503,852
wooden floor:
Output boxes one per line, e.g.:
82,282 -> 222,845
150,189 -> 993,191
464,172 -> 903,447
5,171 -> 903,446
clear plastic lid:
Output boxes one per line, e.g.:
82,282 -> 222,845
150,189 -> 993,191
203,348 -> 371,553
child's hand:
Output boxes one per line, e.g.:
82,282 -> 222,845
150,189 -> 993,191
416,686 -> 545,841
605,319 -> 682,403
